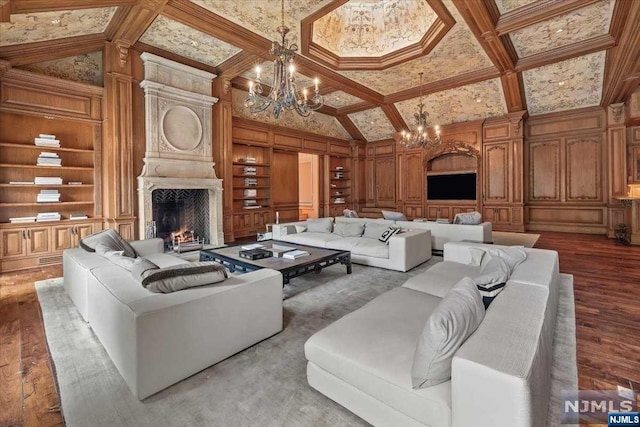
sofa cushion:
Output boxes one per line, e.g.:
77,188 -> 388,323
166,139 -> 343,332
277,232 -> 342,247
402,261 -> 481,298
378,226 -> 401,244
144,253 -> 191,268
326,237 -> 389,259
80,228 -> 137,258
453,211 -> 482,225
95,242 -> 137,271
411,277 -> 485,389
486,247 -> 527,273
381,210 -> 407,221
141,261 -> 228,293
363,222 -> 389,240
306,218 -> 333,233
131,257 -> 160,282
332,221 -> 365,237
305,287 -> 452,427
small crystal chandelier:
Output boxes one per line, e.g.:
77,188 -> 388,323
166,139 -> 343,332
399,72 -> 441,148
244,0 -> 323,119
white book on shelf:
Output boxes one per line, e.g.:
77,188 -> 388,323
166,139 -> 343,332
283,250 -> 310,259
69,214 -> 88,220
9,216 -> 37,222
38,152 -> 59,158
67,181 -> 83,185
38,134 -> 57,139
9,181 -> 34,185
35,177 -> 63,185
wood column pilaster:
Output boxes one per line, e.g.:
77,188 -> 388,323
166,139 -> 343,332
606,103 -> 628,237
102,41 -> 136,239
212,78 -> 234,242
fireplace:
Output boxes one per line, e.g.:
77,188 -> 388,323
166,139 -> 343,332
137,53 -> 224,247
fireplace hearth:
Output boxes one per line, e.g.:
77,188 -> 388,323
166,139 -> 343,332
152,189 -> 209,249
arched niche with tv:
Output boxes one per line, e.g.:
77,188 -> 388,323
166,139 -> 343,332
423,141 -> 481,221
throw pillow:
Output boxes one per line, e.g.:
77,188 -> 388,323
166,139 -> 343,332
94,242 -> 136,271
280,225 -> 297,236
381,210 -> 407,221
343,209 -> 359,218
362,222 -> 389,240
333,221 -> 365,237
131,257 -> 160,282
487,247 -> 527,273
378,226 -> 400,244
306,218 -> 333,233
468,247 -> 486,266
453,211 -> 482,225
141,261 -> 228,293
294,225 -> 307,233
473,254 -> 510,308
411,277 -> 485,388
79,228 -> 137,258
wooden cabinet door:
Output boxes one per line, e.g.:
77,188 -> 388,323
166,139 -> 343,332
272,151 -> 299,207
483,207 -> 511,225
405,205 -> 422,219
27,227 -> 50,255
1,229 -> 26,258
52,225 -> 73,252
73,223 -> 94,247
403,152 -> 423,203
375,156 -> 395,206
365,158 -> 375,204
484,142 -> 509,203
438,206 -> 451,220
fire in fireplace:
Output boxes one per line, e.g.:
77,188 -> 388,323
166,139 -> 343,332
152,189 -> 210,250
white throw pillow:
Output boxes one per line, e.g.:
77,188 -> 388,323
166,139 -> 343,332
94,242 -> 137,271
487,247 -> 527,273
294,225 -> 307,233
468,247 -> 486,266
378,226 -> 400,244
411,277 -> 485,388
306,218 -> 333,233
453,211 -> 482,225
381,210 -> 407,221
333,222 -> 365,237
362,222 -> 389,240
473,254 -> 511,308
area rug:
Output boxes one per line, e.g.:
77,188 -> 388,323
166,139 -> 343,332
36,261 -> 575,427
492,231 -> 541,247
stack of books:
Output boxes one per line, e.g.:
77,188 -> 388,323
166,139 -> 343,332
243,166 -> 257,176
69,213 -> 88,220
244,177 -> 257,187
334,172 -> 344,179
283,250 -> 310,260
36,212 -> 61,222
241,157 -> 256,164
35,176 -> 63,185
9,216 -> 36,223
243,199 -> 260,209
334,197 -> 345,204
244,188 -> 257,198
37,189 -> 61,203
34,134 -> 60,148
37,152 -> 61,166
9,181 -> 34,185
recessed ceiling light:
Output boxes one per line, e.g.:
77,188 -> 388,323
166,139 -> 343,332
558,81 -> 566,86
476,98 -> 482,103
190,41 -> 198,47
51,19 -> 61,24
370,121 -> 374,124
556,28 -> 563,33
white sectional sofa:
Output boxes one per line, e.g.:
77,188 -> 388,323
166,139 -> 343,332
395,220 -> 493,252
272,217 -> 431,272
63,238 -> 283,399
305,242 -> 561,427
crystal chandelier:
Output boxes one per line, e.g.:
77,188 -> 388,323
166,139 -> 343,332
399,72 -> 441,148
244,0 -> 323,119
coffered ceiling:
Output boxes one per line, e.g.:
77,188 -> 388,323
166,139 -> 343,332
1,0 -> 638,143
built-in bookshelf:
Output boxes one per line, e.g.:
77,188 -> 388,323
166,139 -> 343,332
327,156 -> 351,215
0,70 -> 103,271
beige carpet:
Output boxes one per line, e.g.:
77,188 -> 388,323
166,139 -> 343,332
492,231 -> 540,247
36,261 -> 575,427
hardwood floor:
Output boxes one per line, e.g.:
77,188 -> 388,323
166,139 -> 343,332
0,232 -> 638,426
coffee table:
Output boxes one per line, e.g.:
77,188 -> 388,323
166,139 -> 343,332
199,241 -> 352,284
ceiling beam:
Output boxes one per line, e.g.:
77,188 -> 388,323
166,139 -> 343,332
336,101 -> 378,116
218,51 -> 261,80
515,34 -> 615,72
495,0 -> 602,35
1,1 -> 10,22
0,33 -> 106,66
337,115 -> 366,141
384,67 -> 500,104
162,0 -> 385,104
380,104 -> 408,132
10,0 -> 136,14
133,41 -> 218,75
500,71 -> 526,112
601,0 -> 640,105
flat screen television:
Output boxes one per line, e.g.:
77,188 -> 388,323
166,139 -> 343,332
427,172 -> 476,200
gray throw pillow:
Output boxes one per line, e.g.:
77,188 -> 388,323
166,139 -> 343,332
94,242 -> 136,271
487,247 -> 527,273
140,262 -> 228,293
306,218 -> 333,233
453,211 -> 482,225
333,222 -> 364,237
343,209 -> 359,218
381,210 -> 407,221
362,222 -> 389,240
131,257 -> 160,282
79,228 -> 137,258
411,277 -> 485,389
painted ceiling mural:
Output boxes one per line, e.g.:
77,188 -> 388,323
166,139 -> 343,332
312,0 -> 437,57
0,7 -> 116,46
348,107 -> 396,141
522,51 -> 605,116
395,78 -> 508,127
510,0 -> 614,58
18,52 -> 103,86
322,91 -> 365,108
338,0 -> 494,95
495,0 -> 539,14
190,0 -> 332,46
231,88 -> 351,140
140,16 -> 242,67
